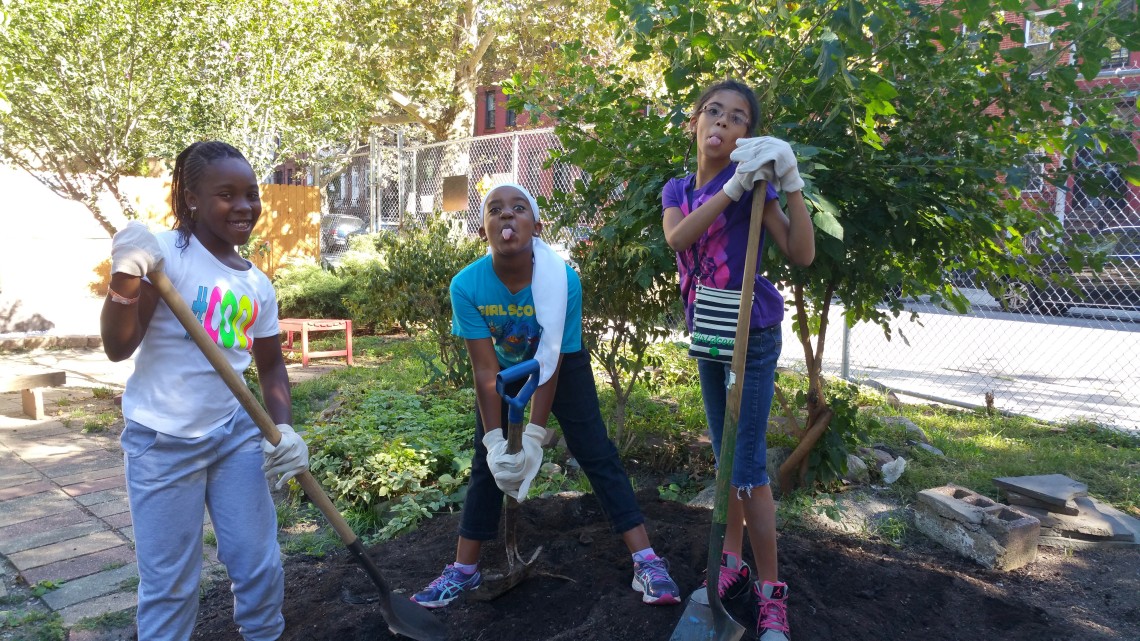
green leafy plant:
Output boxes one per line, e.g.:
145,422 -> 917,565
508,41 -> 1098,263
30,580 -> 63,597
303,386 -> 475,539
272,262 -> 352,321
343,215 -> 485,387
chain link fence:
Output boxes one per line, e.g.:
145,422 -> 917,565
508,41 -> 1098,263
317,75 -> 1138,430
826,65 -> 1140,431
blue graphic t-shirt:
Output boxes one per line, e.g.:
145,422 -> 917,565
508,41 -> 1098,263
451,254 -> 582,367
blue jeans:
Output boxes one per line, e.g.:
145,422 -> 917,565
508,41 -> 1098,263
697,325 -> 781,490
460,350 -> 644,540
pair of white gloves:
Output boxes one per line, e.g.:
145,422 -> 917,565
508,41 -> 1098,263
483,424 -> 546,501
722,136 -> 805,202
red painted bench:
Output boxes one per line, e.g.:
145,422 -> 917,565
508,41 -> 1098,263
279,319 -> 354,368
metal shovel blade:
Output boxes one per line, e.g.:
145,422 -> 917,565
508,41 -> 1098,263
668,592 -> 746,641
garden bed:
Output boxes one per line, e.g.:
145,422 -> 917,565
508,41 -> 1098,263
190,487 -> 1140,641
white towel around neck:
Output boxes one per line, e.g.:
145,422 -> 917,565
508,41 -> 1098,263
480,183 -> 568,386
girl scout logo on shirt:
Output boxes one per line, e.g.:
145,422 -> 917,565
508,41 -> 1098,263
482,305 -> 540,363
189,285 -> 259,350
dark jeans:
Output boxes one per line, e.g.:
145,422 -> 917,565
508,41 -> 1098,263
459,350 -> 645,540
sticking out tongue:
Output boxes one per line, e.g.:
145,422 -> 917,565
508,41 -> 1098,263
502,228 -> 514,241
708,135 -> 722,146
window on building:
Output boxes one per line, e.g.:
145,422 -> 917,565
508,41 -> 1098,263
506,107 -> 517,128
1025,11 -> 1055,69
484,92 -> 496,130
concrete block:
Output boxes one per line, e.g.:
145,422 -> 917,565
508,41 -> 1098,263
915,484 -> 1039,570
1003,490 -> 1079,516
993,474 -> 1087,508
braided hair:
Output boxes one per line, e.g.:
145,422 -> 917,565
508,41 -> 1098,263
684,79 -> 762,169
170,141 -> 250,249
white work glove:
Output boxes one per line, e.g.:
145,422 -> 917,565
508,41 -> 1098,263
728,136 -> 805,195
261,424 -> 309,490
722,164 -> 764,202
483,423 -> 546,501
110,221 -> 163,277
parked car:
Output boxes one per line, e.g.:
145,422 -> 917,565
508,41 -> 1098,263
990,225 -> 1140,315
320,214 -> 368,255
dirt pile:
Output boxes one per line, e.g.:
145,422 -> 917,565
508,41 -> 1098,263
189,488 -> 1140,641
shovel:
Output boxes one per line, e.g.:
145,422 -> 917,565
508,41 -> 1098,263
467,359 -> 543,600
149,268 -> 447,641
669,181 -> 768,641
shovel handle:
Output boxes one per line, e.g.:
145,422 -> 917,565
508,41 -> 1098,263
496,359 -> 540,426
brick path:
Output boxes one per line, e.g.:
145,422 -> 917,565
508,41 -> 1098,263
0,345 -> 341,637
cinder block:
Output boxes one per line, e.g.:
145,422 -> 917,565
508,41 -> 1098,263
915,484 -> 1040,570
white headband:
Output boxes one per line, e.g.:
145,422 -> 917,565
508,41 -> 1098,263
480,182 -> 541,223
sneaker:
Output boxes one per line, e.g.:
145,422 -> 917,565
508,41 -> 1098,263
755,580 -> 791,641
631,556 -> 681,605
690,553 -> 752,605
410,564 -> 481,608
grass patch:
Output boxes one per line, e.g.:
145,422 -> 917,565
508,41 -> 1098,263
70,609 -> 134,631
871,407 -> 1140,512
0,609 -> 65,640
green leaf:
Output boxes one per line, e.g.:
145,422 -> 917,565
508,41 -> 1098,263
813,209 -> 844,241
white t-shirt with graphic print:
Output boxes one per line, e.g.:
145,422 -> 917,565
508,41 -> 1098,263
123,230 -> 279,438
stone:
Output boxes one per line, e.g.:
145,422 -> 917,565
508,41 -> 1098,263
915,442 -> 944,457
844,454 -> 869,485
1003,490 -> 1079,516
879,416 -> 931,444
1016,497 -> 1137,541
992,474 -> 1087,508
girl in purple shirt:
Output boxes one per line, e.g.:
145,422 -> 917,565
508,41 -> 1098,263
661,80 -> 815,641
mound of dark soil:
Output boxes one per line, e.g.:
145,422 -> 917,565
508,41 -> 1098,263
190,488 -> 1140,641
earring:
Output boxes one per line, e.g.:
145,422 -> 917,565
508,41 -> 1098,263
190,206 -> 197,220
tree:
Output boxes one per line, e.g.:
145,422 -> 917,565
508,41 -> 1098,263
0,0 -> 194,236
347,0 -> 617,141
524,0 -> 1138,491
0,0 -> 372,236
175,0 -> 372,183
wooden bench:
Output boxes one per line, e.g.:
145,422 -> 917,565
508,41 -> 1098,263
1,372 -> 67,419
279,319 -> 354,368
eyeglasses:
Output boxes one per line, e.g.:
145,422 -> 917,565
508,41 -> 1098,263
701,105 -> 749,128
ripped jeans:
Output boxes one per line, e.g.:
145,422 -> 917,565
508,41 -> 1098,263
697,325 -> 781,491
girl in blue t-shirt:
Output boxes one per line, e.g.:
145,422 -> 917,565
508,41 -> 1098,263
661,80 -> 815,640
411,183 -> 681,609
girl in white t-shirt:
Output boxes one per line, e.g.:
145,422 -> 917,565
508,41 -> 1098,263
100,141 -> 308,641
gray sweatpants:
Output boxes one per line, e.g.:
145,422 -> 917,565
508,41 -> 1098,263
122,410 -> 284,641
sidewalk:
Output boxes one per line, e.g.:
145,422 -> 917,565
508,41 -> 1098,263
0,344 -> 342,638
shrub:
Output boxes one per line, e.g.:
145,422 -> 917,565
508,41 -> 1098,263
273,262 -> 351,320
344,214 -> 485,385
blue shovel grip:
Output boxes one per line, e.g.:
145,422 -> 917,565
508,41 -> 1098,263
496,360 -> 541,425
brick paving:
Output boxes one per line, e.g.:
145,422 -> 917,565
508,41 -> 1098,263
0,345 -> 340,636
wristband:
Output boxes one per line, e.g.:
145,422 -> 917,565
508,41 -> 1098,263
109,287 -> 139,306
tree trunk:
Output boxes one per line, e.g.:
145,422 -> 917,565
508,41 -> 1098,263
776,282 -> 837,493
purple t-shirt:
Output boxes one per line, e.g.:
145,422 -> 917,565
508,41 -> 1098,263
662,163 -> 785,333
